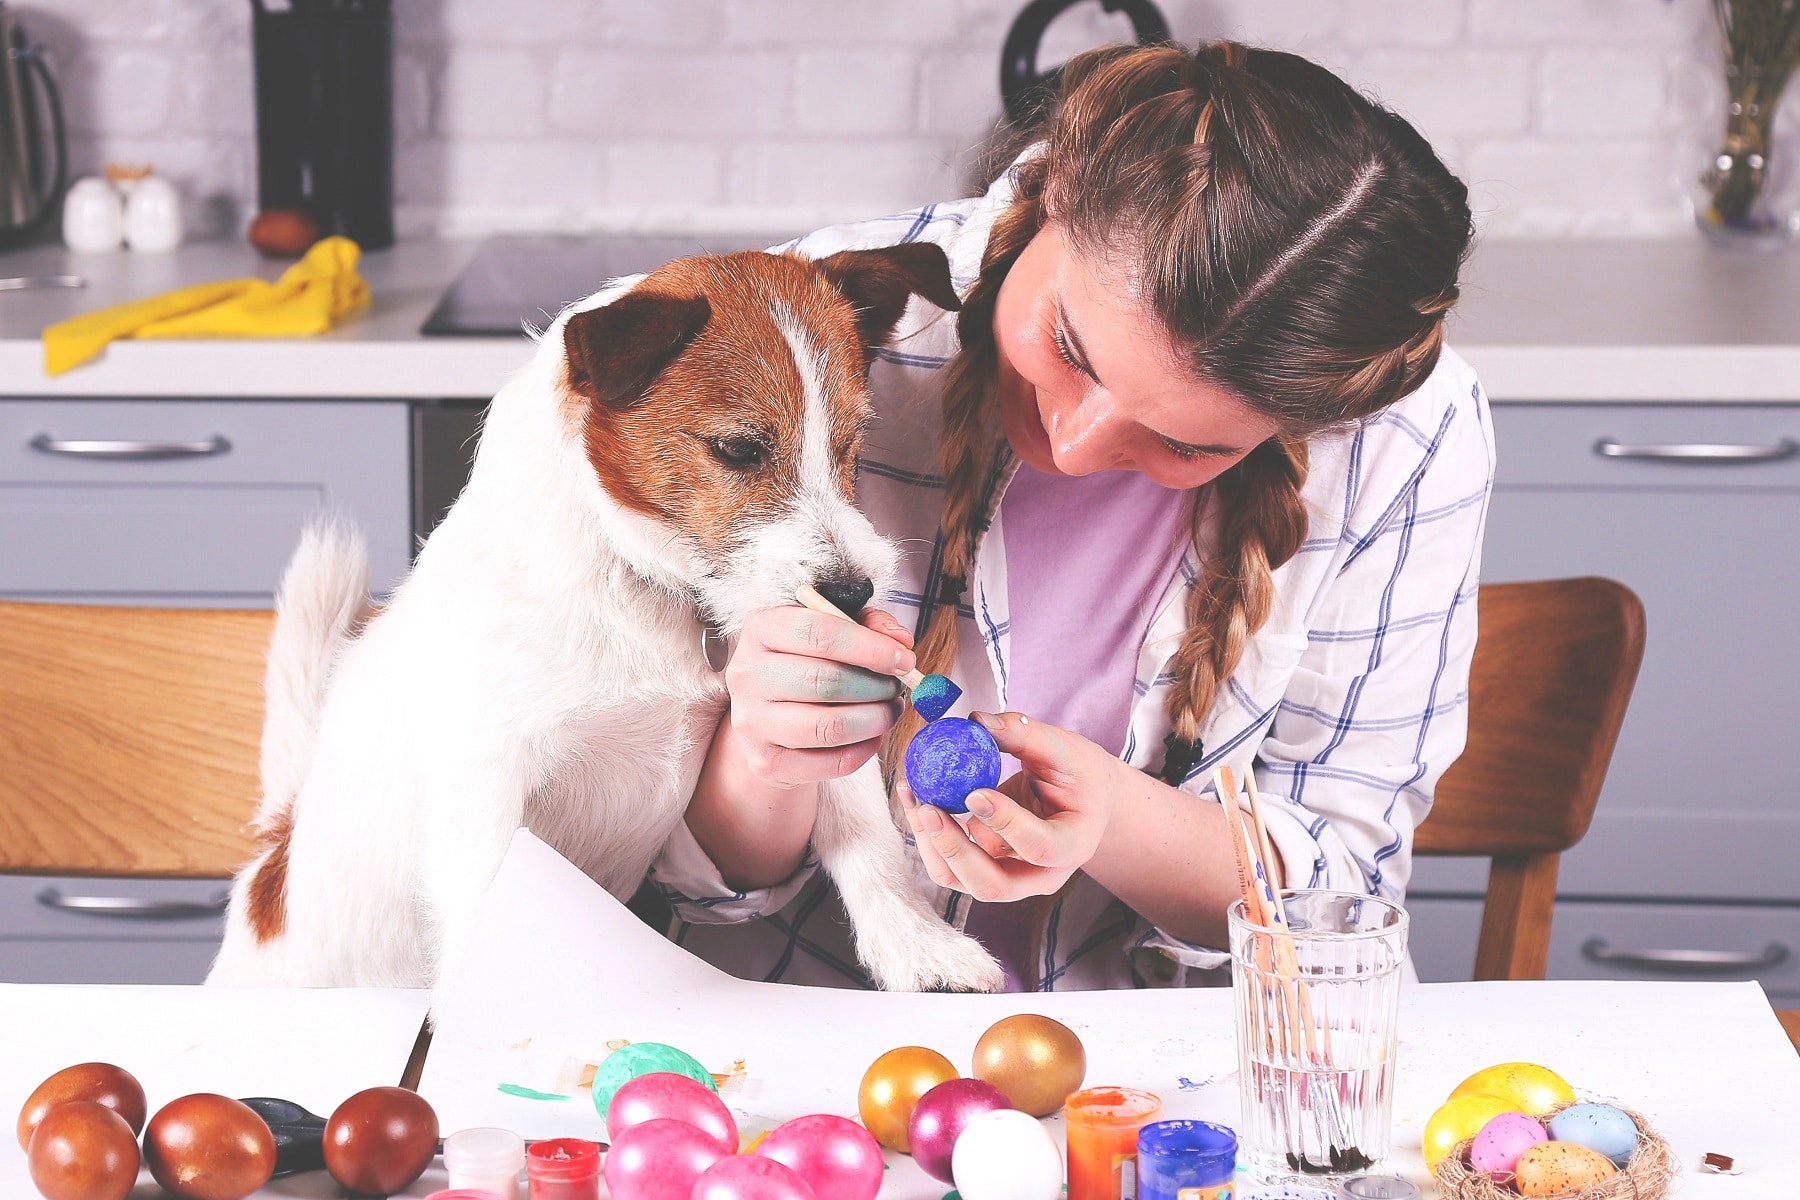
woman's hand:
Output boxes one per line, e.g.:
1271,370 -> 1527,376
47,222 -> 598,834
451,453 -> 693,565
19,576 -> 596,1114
723,603 -> 914,788
902,711 -> 1130,902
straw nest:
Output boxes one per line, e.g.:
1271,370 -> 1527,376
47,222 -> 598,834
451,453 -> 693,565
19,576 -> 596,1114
1433,1102 -> 1678,1200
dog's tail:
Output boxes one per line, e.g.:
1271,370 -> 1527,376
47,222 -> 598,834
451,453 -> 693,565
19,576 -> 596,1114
254,518 -> 370,832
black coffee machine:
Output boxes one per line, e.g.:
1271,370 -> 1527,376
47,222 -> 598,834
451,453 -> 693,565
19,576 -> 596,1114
250,0 -> 394,250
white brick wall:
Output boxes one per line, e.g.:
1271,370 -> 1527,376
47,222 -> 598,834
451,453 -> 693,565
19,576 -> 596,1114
19,0 -> 1741,240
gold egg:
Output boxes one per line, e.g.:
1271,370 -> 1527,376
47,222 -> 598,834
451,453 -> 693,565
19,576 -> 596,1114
857,1046 -> 958,1153
971,1014 -> 1087,1117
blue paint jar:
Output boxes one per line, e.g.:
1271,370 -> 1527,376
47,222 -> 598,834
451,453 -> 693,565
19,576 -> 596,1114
1135,1119 -> 1237,1200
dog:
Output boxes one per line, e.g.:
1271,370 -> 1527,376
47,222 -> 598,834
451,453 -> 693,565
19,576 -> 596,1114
206,243 -> 1005,993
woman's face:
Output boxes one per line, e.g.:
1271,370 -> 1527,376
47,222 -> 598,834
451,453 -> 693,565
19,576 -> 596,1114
992,222 -> 1278,487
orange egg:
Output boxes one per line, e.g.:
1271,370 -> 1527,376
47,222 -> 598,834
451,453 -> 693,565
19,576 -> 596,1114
26,1100 -> 139,1200
1514,1140 -> 1618,1196
17,1063 -> 147,1150
144,1094 -> 277,1200
856,1047 -> 957,1153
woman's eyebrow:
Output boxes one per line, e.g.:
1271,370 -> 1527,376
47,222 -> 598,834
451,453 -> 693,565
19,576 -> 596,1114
1056,304 -> 1104,384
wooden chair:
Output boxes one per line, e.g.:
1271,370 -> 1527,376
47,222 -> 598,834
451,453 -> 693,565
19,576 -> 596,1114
1414,577 -> 1646,981
0,601 -> 272,878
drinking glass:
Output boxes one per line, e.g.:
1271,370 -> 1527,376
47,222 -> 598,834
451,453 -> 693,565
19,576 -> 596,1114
1229,890 -> 1408,1183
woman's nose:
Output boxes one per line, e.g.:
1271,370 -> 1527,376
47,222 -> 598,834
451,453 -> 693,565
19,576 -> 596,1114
1048,395 -> 1130,475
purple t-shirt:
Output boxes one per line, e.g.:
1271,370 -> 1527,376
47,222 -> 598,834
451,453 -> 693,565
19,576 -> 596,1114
962,463 -> 1191,989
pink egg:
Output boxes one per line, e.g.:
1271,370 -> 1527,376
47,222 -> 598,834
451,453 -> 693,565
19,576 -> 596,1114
906,1078 -> 1012,1183
1469,1111 -> 1549,1179
691,1154 -> 817,1200
754,1114 -> 884,1200
607,1071 -> 740,1154
605,1118 -> 730,1200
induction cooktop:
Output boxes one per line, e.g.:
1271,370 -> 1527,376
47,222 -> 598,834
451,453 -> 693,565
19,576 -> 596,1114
421,232 -> 791,336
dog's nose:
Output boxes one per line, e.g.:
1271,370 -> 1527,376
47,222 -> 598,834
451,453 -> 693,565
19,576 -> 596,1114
814,576 -> 875,617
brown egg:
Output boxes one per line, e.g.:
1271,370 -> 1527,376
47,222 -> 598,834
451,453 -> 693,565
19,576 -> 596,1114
143,1093 -> 276,1200
17,1062 -> 147,1150
247,207 -> 320,258
856,1046 -> 958,1153
972,1014 -> 1087,1117
27,1100 -> 140,1200
1514,1140 -> 1618,1196
323,1086 -> 440,1196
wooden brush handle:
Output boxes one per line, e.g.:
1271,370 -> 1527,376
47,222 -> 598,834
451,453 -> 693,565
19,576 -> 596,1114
793,584 -> 926,687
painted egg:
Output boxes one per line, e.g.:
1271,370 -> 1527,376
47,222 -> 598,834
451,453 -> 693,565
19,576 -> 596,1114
26,1100 -> 139,1200
856,1045 -> 957,1153
1468,1112 -> 1547,1178
754,1114 -> 884,1200
17,1063 -> 147,1151
591,1043 -> 716,1121
606,1072 -> 737,1155
904,716 -> 1001,812
145,1094 -> 278,1200
972,1014 -> 1087,1118
322,1086 -> 439,1197
604,1119 -> 726,1200
692,1154 -> 817,1200
1513,1140 -> 1618,1196
1422,1093 -> 1519,1173
950,1108 -> 1064,1200
1449,1062 -> 1575,1117
907,1078 -> 1011,1182
1547,1103 -> 1639,1166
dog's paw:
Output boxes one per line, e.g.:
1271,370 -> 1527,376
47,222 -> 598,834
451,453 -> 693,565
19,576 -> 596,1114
865,926 -> 1005,994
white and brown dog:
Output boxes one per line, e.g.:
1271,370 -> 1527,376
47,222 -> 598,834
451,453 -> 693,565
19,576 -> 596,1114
207,244 -> 1004,993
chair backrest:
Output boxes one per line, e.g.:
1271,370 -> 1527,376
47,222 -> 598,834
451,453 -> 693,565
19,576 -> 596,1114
1415,577 -> 1645,980
0,601 -> 272,878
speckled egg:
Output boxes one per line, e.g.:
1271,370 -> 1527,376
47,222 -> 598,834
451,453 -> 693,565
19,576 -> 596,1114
1513,1140 -> 1618,1196
1547,1103 -> 1639,1167
1469,1111 -> 1548,1178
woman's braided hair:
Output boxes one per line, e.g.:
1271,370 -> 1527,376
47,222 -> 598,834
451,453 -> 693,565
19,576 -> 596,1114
889,41 -> 1472,782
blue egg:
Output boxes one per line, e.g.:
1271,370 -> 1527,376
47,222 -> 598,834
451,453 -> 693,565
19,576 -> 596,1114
909,672 -> 962,723
1547,1103 -> 1638,1167
904,716 -> 1001,813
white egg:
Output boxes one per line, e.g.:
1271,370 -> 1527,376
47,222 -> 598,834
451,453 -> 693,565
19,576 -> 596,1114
951,1109 -> 1064,1200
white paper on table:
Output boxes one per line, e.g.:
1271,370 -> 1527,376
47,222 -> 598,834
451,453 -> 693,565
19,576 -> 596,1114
424,831 -> 1800,1199
0,983 -> 431,1198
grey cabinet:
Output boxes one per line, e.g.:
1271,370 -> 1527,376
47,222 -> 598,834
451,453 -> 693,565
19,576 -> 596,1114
0,875 -> 227,984
1409,403 -> 1800,989
0,398 -> 412,605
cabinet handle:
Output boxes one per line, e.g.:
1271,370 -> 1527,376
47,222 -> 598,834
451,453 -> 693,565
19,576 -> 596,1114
1580,937 -> 1789,972
1593,437 -> 1798,462
0,274 -> 84,291
29,433 -> 232,460
35,887 -> 229,919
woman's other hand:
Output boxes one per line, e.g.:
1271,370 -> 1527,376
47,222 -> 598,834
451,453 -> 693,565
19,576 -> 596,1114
902,711 -> 1125,901
724,603 -> 914,787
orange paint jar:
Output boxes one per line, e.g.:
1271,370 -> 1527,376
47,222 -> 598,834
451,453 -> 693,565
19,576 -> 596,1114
1064,1087 -> 1163,1200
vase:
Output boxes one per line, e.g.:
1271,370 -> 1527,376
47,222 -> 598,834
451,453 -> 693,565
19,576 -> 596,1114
1685,5 -> 1800,247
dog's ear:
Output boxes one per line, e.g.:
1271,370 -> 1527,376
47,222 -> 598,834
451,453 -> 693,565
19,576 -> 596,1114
817,242 -> 962,358
563,289 -> 712,408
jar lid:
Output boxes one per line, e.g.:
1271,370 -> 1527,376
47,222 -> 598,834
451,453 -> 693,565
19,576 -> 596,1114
525,1138 -> 602,1182
1063,1086 -> 1163,1127
1339,1176 -> 1422,1200
1136,1118 -> 1237,1166
423,1192 -> 507,1200
443,1126 -> 525,1174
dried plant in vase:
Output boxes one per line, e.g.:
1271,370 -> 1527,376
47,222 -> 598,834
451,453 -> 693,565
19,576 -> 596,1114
1699,0 -> 1800,236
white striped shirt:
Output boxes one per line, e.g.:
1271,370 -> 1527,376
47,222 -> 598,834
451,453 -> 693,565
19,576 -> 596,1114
649,163 -> 1495,991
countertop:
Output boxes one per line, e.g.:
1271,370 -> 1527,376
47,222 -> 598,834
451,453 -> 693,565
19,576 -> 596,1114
4,235 -> 1800,402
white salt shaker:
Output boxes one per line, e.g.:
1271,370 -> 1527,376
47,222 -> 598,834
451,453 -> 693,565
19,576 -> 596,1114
443,1126 -> 524,1200
62,176 -> 123,252
124,174 -> 183,252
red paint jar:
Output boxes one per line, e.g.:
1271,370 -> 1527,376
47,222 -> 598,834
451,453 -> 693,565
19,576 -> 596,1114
525,1138 -> 601,1200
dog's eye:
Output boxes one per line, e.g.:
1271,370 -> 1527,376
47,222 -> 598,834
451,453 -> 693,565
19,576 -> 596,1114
706,437 -> 770,472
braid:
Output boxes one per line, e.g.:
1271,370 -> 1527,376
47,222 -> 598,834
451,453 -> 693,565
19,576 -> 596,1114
1164,436 -> 1310,758
882,165 -> 1048,781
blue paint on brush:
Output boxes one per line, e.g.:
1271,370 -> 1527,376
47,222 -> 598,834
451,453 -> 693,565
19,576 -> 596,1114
909,672 -> 961,722
905,716 -> 1001,813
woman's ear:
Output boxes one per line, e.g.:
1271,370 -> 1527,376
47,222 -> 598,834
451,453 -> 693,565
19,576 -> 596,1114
817,242 -> 963,357
563,289 -> 712,408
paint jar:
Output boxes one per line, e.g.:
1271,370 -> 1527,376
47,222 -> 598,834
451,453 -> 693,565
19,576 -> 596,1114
1064,1086 -> 1162,1200
1136,1119 -> 1237,1200
525,1138 -> 601,1200
1339,1177 -> 1421,1200
444,1127 -> 525,1200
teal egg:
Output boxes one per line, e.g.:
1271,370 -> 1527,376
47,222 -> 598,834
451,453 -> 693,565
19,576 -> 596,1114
1547,1103 -> 1639,1166
590,1043 -> 715,1120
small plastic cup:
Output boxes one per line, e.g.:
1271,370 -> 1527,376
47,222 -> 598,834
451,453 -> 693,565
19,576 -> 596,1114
1136,1119 -> 1237,1200
1064,1086 -> 1163,1200
444,1127 -> 525,1200
525,1138 -> 601,1200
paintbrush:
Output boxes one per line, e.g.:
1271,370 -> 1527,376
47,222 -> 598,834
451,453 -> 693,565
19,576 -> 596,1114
793,583 -> 962,721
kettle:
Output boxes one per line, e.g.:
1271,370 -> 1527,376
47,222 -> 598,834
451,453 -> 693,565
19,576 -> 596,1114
0,2 -> 66,243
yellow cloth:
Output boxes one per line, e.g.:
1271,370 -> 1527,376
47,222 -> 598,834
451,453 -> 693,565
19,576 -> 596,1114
43,236 -> 370,375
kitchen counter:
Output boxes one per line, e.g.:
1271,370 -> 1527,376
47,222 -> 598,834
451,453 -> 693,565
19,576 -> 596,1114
4,235 -> 1800,401
0,239 -> 533,399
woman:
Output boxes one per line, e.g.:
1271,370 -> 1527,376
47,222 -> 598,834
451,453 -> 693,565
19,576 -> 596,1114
652,41 -> 1490,990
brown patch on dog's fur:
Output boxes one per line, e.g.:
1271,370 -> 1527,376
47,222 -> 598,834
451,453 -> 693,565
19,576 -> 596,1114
245,808 -> 292,943
559,246 -> 959,553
